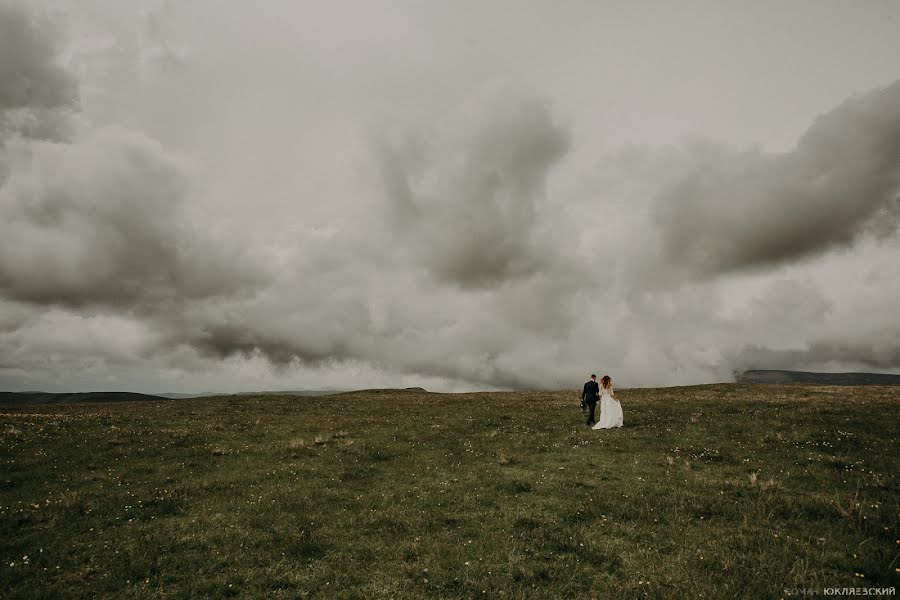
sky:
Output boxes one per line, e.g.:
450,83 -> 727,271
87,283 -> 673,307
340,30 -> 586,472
1,0 -> 899,392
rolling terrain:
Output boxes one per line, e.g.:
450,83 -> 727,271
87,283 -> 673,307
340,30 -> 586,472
1,384 -> 898,598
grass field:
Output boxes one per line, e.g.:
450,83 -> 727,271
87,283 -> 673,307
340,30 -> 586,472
2,384 -> 898,598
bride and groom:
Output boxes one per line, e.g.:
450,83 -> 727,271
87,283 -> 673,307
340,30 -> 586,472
581,374 -> 623,429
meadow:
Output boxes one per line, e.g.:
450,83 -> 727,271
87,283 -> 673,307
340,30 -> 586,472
1,384 -> 898,599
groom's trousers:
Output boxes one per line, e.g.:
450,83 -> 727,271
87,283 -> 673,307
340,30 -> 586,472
585,400 -> 597,425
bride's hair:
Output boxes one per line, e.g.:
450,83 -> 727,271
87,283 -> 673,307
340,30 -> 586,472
601,375 -> 612,388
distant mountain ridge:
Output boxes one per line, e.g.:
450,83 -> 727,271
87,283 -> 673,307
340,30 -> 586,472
737,370 -> 900,386
0,391 -> 170,404
1,389 -> 354,404
155,390 -> 342,399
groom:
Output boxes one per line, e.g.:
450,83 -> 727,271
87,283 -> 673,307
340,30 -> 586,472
581,374 -> 600,426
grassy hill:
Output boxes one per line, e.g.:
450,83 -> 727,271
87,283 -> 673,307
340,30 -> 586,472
2,384 -> 898,598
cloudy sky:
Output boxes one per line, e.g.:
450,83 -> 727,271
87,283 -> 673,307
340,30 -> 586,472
1,0 -> 899,393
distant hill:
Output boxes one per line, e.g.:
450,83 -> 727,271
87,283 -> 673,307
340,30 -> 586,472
1,389 -> 396,404
332,387 -> 429,396
737,370 -> 900,386
0,391 -> 171,404
231,390 -> 345,397
155,390 -> 345,398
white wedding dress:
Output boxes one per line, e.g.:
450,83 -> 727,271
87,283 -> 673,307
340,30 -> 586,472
593,385 -> 623,429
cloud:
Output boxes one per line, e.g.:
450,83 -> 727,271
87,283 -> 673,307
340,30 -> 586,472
0,2 -> 77,144
0,127 -> 267,308
729,236 -> 900,373
372,80 -> 571,288
651,80 -> 900,279
177,80 -> 584,386
137,0 -> 191,77
0,3 -> 75,113
0,1 -> 265,312
2,128 -> 182,305
737,342 -> 900,372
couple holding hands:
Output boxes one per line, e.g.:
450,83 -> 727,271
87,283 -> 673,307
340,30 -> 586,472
581,374 -> 624,429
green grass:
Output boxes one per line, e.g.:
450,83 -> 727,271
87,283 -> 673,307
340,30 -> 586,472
2,384 -> 898,598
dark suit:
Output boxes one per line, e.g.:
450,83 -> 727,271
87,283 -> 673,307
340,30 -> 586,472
582,380 -> 600,425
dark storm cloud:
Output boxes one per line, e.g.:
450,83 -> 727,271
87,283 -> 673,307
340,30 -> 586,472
736,341 -> 900,372
0,4 -> 79,145
0,2 -> 267,312
0,127 -> 267,308
170,277 -> 372,367
0,3 -> 75,112
373,81 -> 571,288
652,80 -> 900,278
187,322 -> 343,365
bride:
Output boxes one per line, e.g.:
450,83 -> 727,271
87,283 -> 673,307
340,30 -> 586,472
593,375 -> 623,429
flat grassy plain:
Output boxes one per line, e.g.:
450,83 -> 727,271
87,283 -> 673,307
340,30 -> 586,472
1,384 -> 898,599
